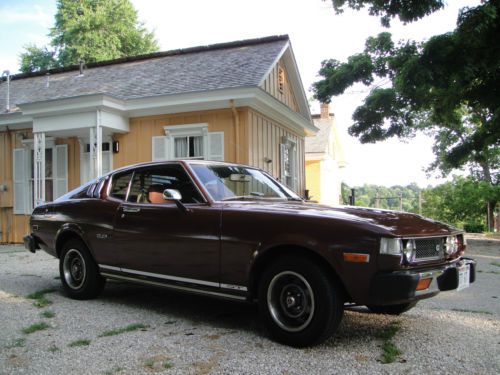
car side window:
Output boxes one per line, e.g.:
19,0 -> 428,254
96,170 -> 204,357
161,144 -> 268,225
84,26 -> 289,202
109,171 -> 134,201
127,164 -> 203,204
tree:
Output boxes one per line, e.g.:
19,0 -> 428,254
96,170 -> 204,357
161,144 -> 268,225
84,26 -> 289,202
19,0 -> 159,73
422,176 -> 500,228
314,0 -> 500,229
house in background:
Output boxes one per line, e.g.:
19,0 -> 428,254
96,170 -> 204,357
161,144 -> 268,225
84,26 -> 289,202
305,103 -> 346,205
0,35 -> 317,243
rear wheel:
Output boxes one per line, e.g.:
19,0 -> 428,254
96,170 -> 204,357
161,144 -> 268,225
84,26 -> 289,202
59,239 -> 105,300
258,255 -> 344,347
367,301 -> 417,315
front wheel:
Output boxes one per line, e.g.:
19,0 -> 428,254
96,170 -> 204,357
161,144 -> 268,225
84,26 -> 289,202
367,301 -> 417,315
59,239 -> 105,300
258,256 -> 344,347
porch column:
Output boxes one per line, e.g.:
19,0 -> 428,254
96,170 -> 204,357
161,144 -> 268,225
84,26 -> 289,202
33,132 -> 46,207
89,112 -> 103,179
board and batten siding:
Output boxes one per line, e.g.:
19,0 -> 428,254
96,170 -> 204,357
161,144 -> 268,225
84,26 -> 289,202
113,108 -> 249,169
260,59 -> 300,114
247,109 -> 305,195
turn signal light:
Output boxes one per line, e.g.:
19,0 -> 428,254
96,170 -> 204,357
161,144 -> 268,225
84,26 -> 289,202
343,253 -> 370,263
416,278 -> 432,291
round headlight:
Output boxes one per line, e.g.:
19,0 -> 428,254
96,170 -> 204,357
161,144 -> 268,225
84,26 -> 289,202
403,239 -> 415,261
445,236 -> 458,255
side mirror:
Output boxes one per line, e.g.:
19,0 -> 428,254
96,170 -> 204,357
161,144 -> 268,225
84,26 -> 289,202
162,189 -> 182,201
162,189 -> 190,214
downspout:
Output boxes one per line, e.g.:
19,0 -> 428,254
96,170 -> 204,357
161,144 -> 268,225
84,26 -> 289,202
1,70 -> 10,112
230,100 -> 240,163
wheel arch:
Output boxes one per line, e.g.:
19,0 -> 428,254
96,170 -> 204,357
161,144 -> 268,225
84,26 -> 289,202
248,245 -> 350,302
54,224 -> 90,259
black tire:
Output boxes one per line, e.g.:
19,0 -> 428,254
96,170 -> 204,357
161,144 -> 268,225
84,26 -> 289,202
367,301 -> 417,315
258,255 -> 344,347
59,239 -> 105,300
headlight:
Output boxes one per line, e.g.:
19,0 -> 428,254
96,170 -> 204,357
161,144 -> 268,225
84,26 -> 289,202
380,238 -> 402,255
445,236 -> 459,254
403,239 -> 415,261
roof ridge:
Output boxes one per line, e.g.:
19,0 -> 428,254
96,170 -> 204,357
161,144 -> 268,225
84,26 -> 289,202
4,35 -> 290,81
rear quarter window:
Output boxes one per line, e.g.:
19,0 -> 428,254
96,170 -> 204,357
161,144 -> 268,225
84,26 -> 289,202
109,171 -> 134,201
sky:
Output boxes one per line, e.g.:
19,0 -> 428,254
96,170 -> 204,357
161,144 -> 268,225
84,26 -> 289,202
0,0 -> 481,187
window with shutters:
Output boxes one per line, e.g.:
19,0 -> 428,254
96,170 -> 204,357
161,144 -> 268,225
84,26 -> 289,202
13,141 -> 68,214
152,123 -> 224,162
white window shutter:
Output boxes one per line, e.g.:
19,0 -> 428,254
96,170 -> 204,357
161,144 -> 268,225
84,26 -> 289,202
279,143 -> 286,183
54,144 -> 68,199
207,132 -> 224,161
13,148 -> 27,214
152,136 -> 169,161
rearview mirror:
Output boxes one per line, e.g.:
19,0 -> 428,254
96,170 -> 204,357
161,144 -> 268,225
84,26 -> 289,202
162,189 -> 182,201
229,174 -> 251,182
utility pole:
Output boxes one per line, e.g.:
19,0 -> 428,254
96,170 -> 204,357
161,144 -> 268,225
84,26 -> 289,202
375,191 -> 380,208
399,192 -> 403,211
349,188 -> 356,206
418,191 -> 422,215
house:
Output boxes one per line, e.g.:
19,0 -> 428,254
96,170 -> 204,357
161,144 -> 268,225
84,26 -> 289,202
305,103 -> 346,205
0,35 -> 318,243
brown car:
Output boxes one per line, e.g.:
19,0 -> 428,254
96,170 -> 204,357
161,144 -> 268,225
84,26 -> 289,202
24,160 -> 476,347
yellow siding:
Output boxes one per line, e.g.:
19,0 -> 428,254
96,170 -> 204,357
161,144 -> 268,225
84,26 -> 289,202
247,109 -> 306,195
113,108 -> 249,168
260,59 -> 300,113
305,160 -> 321,202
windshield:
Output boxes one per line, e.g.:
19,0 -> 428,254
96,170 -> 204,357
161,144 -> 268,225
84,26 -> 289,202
190,164 -> 302,201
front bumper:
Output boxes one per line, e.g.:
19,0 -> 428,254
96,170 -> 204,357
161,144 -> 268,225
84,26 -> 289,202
23,234 -> 39,254
370,257 -> 476,305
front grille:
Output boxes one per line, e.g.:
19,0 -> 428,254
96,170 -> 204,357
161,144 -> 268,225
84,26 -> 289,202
414,238 -> 444,261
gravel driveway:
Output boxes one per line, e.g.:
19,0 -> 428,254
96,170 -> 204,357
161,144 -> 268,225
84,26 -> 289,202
1,237 -> 499,375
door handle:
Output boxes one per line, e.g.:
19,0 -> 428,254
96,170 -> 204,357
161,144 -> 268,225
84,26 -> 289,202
122,207 -> 141,213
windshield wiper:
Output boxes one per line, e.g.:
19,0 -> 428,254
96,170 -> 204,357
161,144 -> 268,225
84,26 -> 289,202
221,195 -> 254,201
287,197 -> 303,201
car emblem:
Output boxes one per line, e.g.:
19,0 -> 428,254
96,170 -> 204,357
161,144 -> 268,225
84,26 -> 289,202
436,245 -> 440,252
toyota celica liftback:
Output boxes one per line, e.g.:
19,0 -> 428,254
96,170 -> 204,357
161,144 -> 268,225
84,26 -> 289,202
24,160 -> 476,347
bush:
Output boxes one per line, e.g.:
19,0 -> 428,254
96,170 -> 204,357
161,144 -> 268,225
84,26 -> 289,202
464,223 -> 485,233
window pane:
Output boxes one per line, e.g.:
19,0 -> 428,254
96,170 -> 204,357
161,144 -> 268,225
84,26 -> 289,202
109,171 -> 134,201
45,149 -> 53,178
174,137 -> 188,158
45,180 -> 53,202
128,164 -> 203,204
191,164 -> 296,201
190,136 -> 203,157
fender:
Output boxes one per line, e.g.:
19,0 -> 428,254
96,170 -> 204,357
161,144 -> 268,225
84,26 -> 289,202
54,223 -> 93,259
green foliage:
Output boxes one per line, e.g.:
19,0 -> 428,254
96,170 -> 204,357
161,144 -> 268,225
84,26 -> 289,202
422,176 -> 500,227
22,322 -> 50,334
331,0 -> 446,27
463,223 -> 485,233
20,45 -> 58,73
315,1 -> 500,188
98,323 -> 149,337
342,182 -> 422,212
26,288 -> 55,308
19,0 -> 159,73
68,339 -> 91,347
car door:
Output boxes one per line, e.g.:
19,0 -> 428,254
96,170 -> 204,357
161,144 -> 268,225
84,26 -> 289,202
111,163 -> 221,287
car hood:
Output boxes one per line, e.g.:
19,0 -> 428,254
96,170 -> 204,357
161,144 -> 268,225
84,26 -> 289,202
223,201 -> 458,237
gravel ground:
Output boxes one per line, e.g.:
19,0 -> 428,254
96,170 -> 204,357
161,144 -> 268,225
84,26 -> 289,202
0,237 -> 499,375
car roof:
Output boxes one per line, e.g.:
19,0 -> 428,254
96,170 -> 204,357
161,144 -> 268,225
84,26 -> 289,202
109,159 -> 253,175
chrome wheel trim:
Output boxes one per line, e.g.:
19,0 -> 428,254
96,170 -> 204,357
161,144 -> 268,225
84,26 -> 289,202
63,248 -> 87,290
267,271 -> 315,333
